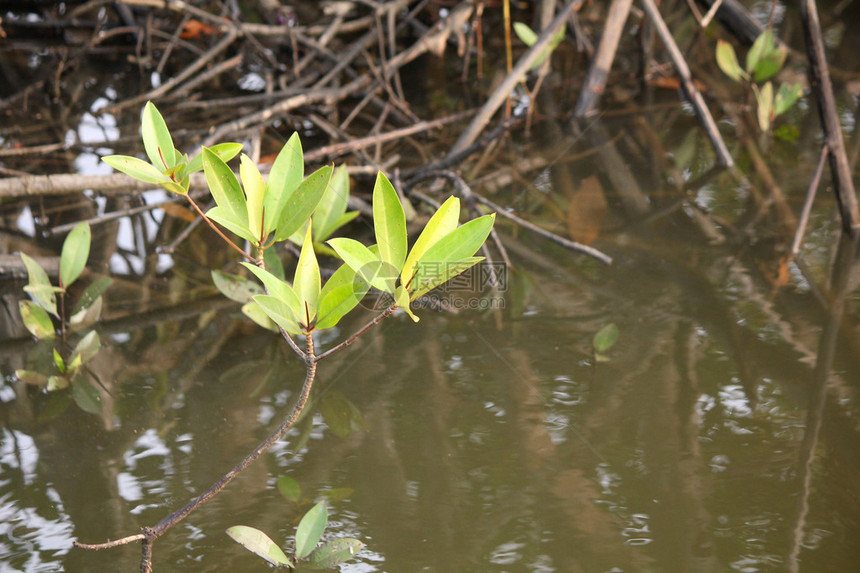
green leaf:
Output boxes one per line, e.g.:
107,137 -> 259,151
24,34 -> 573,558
19,300 -> 55,339
48,375 -> 69,391
774,82 -> 802,117
206,206 -> 257,244
514,21 -> 565,69
274,165 -> 332,242
513,21 -> 538,47
593,323 -> 619,354
211,270 -> 264,303
141,101 -> 176,169
277,475 -> 301,502
187,142 -> 243,173
754,82 -> 774,131
69,296 -> 102,330
372,172 -> 407,274
252,294 -> 303,335
316,263 -> 369,330
240,263 -> 301,321
71,377 -> 102,414
295,501 -> 327,560
409,214 -> 495,298
73,277 -> 113,313
103,155 -> 171,185
715,40 -> 746,81
70,331 -> 100,367
53,347 -> 66,373
60,222 -> 91,288
241,300 -> 278,332
307,538 -> 365,569
20,253 -> 58,316
240,154 -> 266,242
313,165 -> 351,241
746,30 -> 785,82
293,224 -> 321,328
265,133 -> 304,234
401,195 -> 460,286
202,147 -> 247,224
16,369 -> 48,387
226,525 -> 293,568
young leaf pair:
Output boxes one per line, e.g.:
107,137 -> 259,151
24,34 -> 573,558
715,31 -> 802,132
226,501 -> 363,569
328,172 -> 495,322
202,134 -> 333,249
18,222 -> 109,339
103,101 -> 242,195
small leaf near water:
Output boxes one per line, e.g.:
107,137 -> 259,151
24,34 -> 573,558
20,253 -> 58,316
774,83 -> 802,117
754,82 -> 774,132
69,331 -> 100,368
59,222 -> 91,288
277,475 -> 301,502
73,277 -> 113,314
211,270 -> 263,303
593,323 -> 619,362
306,538 -> 365,569
71,377 -> 102,414
716,40 -> 746,82
295,501 -> 327,560
226,525 -> 293,568
70,295 -> 103,330
16,369 -> 48,387
19,300 -> 55,339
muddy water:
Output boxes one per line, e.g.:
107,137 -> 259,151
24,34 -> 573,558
3,3 -> 860,573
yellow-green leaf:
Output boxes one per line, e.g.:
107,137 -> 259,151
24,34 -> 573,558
401,195 -> 460,286
716,40 -> 746,82
19,300 -> 55,339
60,222 -> 90,288
226,526 -> 292,568
266,133 -> 304,233
372,172 -> 407,273
202,147 -> 247,224
103,155 -> 172,185
293,223 -> 321,328
240,154 -> 266,242
141,101 -> 175,169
